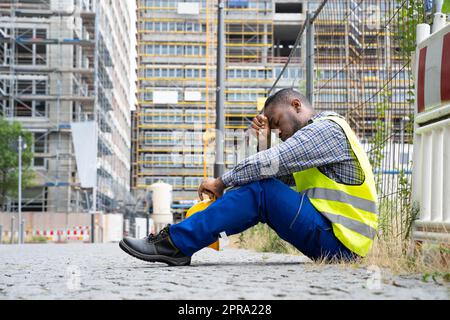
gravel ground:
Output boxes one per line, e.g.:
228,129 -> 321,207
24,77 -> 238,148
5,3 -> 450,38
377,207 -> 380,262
0,243 -> 448,300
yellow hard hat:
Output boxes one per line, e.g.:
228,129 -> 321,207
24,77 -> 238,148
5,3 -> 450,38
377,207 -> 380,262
185,199 -> 220,251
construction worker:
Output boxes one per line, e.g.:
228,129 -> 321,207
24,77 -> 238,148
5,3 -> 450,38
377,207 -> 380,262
120,88 -> 378,266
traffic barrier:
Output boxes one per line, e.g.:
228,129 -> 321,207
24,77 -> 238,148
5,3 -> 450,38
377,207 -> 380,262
30,226 -> 91,243
66,226 -> 91,242
412,20 -> 450,243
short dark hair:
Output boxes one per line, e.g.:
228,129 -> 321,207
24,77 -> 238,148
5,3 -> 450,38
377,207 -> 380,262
264,88 -> 312,111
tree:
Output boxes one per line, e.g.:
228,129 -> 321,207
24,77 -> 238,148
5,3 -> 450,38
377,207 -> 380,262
0,117 -> 34,210
442,0 -> 450,14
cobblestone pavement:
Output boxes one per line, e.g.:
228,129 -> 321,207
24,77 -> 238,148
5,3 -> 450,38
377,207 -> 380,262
0,243 -> 448,300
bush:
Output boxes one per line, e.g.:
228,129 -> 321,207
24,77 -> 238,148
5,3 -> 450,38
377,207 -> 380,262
26,236 -> 48,244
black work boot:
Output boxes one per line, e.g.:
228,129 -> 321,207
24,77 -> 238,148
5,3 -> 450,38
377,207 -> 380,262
119,224 -> 191,266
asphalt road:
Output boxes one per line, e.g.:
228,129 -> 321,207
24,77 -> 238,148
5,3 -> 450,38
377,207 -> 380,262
0,243 -> 448,300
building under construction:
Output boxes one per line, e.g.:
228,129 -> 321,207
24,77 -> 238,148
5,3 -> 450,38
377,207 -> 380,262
311,0 -> 413,144
0,0 -> 136,213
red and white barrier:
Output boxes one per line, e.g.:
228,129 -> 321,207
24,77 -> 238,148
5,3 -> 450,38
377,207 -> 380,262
413,19 -> 450,243
416,14 -> 450,115
66,226 -> 91,242
30,226 -> 91,243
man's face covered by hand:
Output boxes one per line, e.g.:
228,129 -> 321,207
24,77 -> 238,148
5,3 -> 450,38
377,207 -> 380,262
264,98 -> 312,141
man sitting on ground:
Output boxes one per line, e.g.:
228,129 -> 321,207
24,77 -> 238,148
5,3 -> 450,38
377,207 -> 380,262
120,88 -> 378,266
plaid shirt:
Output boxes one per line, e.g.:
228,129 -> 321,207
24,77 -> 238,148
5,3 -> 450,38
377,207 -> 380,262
221,112 -> 365,187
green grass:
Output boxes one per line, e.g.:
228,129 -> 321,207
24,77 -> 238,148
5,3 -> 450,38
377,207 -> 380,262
233,223 -> 299,255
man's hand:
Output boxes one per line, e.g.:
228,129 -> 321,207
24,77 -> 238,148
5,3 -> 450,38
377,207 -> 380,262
198,178 -> 225,201
251,114 -> 271,150
251,114 -> 269,135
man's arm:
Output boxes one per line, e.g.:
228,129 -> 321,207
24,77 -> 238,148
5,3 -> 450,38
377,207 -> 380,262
198,113 -> 270,200
221,119 -> 352,188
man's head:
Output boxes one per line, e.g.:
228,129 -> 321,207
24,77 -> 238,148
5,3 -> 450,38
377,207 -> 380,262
263,88 -> 315,141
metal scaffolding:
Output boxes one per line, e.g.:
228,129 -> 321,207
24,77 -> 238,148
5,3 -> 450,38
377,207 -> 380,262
0,0 -> 134,214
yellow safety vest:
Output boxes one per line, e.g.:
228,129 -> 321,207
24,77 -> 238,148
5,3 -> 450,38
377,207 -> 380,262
293,116 -> 378,257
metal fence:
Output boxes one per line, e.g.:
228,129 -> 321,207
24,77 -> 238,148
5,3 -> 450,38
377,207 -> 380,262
269,0 -> 426,240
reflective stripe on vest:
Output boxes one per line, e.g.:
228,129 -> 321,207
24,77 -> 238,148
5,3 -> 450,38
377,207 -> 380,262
293,115 -> 378,257
303,188 -> 377,214
320,212 -> 377,239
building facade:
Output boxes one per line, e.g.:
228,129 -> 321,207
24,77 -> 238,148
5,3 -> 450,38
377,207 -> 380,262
0,0 -> 136,213
310,0 -> 413,143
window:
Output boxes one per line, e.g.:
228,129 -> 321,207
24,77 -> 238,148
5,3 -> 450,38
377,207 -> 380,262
275,3 -> 303,13
143,21 -> 206,33
32,132 -> 47,168
144,109 -> 183,123
273,67 -> 302,80
35,80 -> 47,94
184,177 -> 203,190
227,91 -> 263,102
184,131 -> 203,146
185,110 -> 206,123
143,153 -> 183,168
184,154 -> 203,167
143,91 -> 152,101
186,68 -> 205,78
17,80 -> 33,94
34,101 -> 47,117
15,28 -> 47,66
145,45 -> 154,54
145,176 -> 183,187
225,153 -> 235,168
143,45 -> 203,57
14,101 -> 33,117
228,1 -> 249,9
144,131 -> 184,146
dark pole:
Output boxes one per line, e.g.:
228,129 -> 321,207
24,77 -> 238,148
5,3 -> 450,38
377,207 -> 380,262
10,216 -> 14,244
306,12 -> 315,105
18,136 -> 22,244
91,212 -> 95,243
214,0 -> 225,178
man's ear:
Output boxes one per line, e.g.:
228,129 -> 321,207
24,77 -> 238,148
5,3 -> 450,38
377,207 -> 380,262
292,99 -> 302,113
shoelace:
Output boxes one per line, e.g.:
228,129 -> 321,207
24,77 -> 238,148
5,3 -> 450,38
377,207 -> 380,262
147,224 -> 171,242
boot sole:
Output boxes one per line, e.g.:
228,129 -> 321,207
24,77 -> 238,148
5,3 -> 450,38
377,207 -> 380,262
119,240 -> 191,267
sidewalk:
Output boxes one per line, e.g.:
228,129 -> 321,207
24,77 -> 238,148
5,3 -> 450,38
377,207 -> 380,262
0,243 -> 448,300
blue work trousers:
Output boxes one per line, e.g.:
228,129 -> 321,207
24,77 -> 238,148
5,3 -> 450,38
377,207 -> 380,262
169,178 -> 357,261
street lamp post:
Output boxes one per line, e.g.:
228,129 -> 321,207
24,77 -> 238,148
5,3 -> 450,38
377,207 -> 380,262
214,0 -> 225,178
18,135 -> 23,244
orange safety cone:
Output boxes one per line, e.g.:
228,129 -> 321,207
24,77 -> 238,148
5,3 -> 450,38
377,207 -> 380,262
185,199 -> 220,251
